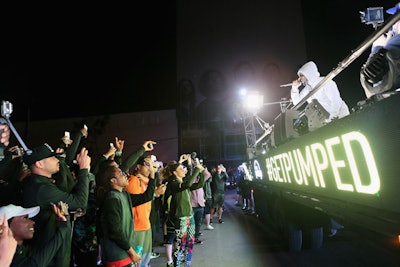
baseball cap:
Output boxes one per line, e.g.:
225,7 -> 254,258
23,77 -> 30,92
23,143 -> 64,166
0,204 -> 40,220
387,3 -> 400,14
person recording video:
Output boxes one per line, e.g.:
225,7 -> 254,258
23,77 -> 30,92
369,3 -> 400,60
361,3 -> 400,98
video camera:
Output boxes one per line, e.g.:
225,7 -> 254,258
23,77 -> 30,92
360,7 -> 384,29
1,101 -> 13,119
0,101 -> 12,160
0,100 -> 31,160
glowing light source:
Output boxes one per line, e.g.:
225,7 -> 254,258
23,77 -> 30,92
243,92 -> 264,114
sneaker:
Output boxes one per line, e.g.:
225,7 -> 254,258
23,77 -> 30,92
328,229 -> 337,237
219,219 -> 224,224
194,238 -> 203,244
206,224 -> 214,230
150,252 -> 160,259
199,232 -> 203,236
166,262 -> 174,267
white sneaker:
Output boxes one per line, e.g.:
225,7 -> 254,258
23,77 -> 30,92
206,224 -> 214,230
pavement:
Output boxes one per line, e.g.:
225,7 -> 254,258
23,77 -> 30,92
149,189 -> 400,267
150,189 -> 267,266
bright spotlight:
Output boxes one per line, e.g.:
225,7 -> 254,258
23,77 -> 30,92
239,88 -> 248,96
243,93 -> 264,114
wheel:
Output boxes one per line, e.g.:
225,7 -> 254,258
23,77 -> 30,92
287,223 -> 302,252
253,190 -> 268,222
273,199 -> 303,252
303,226 -> 323,249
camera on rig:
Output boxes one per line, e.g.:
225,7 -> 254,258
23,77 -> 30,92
0,101 -> 13,161
360,7 -> 384,29
1,100 -> 13,119
0,100 -> 32,160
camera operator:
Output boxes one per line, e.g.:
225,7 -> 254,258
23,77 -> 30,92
368,3 -> 400,61
361,3 -> 400,98
0,146 -> 30,206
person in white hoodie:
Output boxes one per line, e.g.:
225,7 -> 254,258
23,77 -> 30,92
291,61 -> 349,123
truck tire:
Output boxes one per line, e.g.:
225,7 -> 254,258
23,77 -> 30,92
273,199 -> 303,252
287,223 -> 303,252
253,190 -> 268,223
303,226 -> 323,249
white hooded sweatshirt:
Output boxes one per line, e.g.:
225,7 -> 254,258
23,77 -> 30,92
291,61 -> 349,121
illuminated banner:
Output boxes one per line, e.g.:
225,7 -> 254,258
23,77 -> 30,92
255,131 -> 380,195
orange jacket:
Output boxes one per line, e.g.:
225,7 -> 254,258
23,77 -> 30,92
125,175 -> 152,231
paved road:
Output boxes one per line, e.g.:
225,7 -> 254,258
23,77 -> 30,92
150,189 -> 400,267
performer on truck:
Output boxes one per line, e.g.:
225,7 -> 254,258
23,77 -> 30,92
291,61 -> 350,123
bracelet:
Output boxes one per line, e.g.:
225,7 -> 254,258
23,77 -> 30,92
115,151 -> 122,156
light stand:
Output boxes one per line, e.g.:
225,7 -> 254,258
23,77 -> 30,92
242,97 -> 292,159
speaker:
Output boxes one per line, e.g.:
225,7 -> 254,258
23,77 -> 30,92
272,109 -> 300,147
304,99 -> 329,132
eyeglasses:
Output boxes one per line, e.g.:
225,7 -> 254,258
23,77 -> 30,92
180,165 -> 188,172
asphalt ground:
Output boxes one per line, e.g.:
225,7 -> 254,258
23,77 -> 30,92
150,189 -> 400,267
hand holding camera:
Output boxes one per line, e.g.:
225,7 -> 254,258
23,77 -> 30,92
80,125 -> 88,138
194,158 -> 205,172
61,131 -> 73,147
9,145 -> 24,157
51,201 -> 69,221
178,153 -> 190,164
143,140 -> 156,151
218,164 -> 226,173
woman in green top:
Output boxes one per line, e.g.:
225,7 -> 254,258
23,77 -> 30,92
161,155 -> 205,267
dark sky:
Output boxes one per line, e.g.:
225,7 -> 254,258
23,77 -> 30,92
301,1 -> 395,112
2,3 -> 176,122
1,1 -> 395,122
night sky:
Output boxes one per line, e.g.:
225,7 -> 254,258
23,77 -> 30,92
1,1 -> 396,122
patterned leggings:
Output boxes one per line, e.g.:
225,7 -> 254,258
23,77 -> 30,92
174,215 -> 195,267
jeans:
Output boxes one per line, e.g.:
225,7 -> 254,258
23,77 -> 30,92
192,206 -> 204,239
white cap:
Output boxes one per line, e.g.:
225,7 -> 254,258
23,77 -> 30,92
0,204 -> 40,220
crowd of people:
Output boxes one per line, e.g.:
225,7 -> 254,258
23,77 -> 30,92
0,122 -> 249,267
2,4 -> 397,267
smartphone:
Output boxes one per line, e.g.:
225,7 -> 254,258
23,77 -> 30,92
110,143 -> 114,147
65,131 -> 70,139
83,124 -> 88,130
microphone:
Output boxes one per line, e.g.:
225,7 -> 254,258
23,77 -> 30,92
279,83 -> 294,87
280,79 -> 302,88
